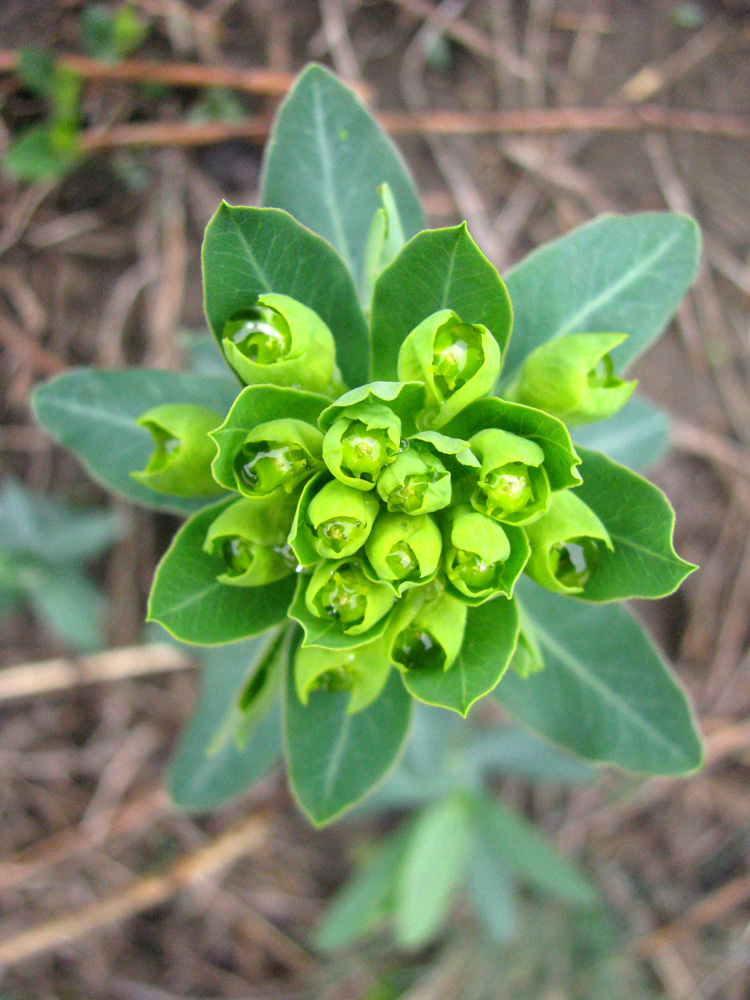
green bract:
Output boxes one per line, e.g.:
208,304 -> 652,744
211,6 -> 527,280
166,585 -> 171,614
398,309 -> 501,428
509,333 -> 637,425
468,427 -> 549,525
202,496 -> 297,586
221,292 -> 343,396
444,505 -> 529,603
305,557 -> 395,637
524,490 -> 612,595
32,62 -> 703,828
365,511 -> 442,595
131,403 -> 224,497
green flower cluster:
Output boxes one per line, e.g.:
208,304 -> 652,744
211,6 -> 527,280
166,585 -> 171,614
134,291 -> 636,714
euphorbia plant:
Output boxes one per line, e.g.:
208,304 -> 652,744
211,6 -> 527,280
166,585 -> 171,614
33,64 -> 703,826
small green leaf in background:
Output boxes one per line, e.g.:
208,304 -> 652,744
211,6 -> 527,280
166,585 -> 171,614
260,64 -> 424,301
168,635 -> 282,811
402,596 -> 519,716
494,580 -> 703,774
3,122 -> 81,182
575,447 -> 696,602
202,203 -> 369,387
502,213 -> 700,381
444,396 -> 581,491
471,794 -> 597,907
370,224 -> 513,381
466,834 -> 517,943
463,727 -> 597,785
394,796 -> 471,949
148,499 -> 296,645
32,370 -> 239,514
313,830 -> 409,952
26,565 -> 105,651
80,3 -> 150,62
284,651 -> 413,826
572,394 -> 670,472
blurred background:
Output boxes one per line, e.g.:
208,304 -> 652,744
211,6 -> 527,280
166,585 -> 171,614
1,1 -> 750,997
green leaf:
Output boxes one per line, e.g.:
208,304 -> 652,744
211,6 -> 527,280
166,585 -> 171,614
18,46 -> 56,96
575,447 -> 696,601
472,794 -> 597,907
210,383 -> 329,491
466,832 -> 517,943
32,370 -> 239,514
3,123 -> 81,181
284,648 -> 413,826
394,797 -> 471,949
147,499 -> 296,645
463,727 -> 596,785
494,580 -> 703,774
502,213 -> 700,380
168,637 -> 282,811
572,394 -> 670,472
444,397 -> 581,491
202,203 -> 369,388
28,567 -> 104,651
370,224 -> 513,381
313,829 -> 409,952
260,64 -> 424,299
0,478 -> 121,565
403,596 -> 519,716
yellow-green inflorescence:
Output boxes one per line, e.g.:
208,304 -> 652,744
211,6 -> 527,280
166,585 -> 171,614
135,299 -> 634,714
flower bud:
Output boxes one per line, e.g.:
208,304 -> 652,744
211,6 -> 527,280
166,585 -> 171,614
397,309 -> 501,428
390,587 -> 467,672
306,478 -> 380,559
376,444 -> 451,515
524,489 -> 612,594
443,505 -> 529,603
221,293 -> 343,396
365,511 -> 442,594
202,496 -> 297,587
294,633 -> 393,714
469,427 -> 549,525
132,403 -> 223,497
322,402 -> 401,491
230,418 -> 323,498
509,333 -> 636,425
305,557 -> 395,636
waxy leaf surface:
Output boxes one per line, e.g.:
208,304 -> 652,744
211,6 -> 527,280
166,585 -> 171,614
403,595 -> 519,716
148,499 -> 296,644
494,580 -> 703,774
32,370 -> 238,514
169,636 -> 282,811
260,64 -> 424,300
502,212 -> 700,380
370,224 -> 513,381
202,203 -> 368,387
575,447 -> 695,601
285,653 -> 412,826
573,394 -> 669,471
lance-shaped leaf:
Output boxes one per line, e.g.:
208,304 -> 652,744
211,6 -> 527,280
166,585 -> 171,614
147,499 -> 296,644
471,794 -> 597,907
444,396 -> 581,491
260,64 -> 424,300
493,580 -> 703,774
370,224 -> 513,381
502,213 -> 700,380
573,447 -> 696,601
168,635 -> 283,811
572,394 -> 670,472
403,594 -> 519,716
363,182 -> 406,308
202,203 -> 368,387
284,647 -> 413,826
394,796 -> 472,949
32,370 -> 239,514
210,384 -> 329,495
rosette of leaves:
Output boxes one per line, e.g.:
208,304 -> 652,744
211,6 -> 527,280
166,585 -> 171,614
33,63 -> 703,828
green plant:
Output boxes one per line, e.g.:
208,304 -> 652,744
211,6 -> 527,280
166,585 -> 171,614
0,478 -> 121,649
33,64 -> 702,828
